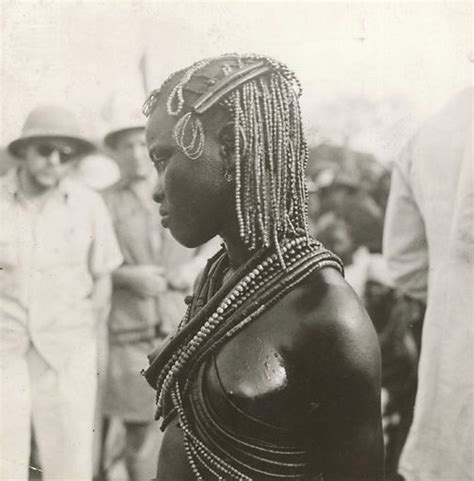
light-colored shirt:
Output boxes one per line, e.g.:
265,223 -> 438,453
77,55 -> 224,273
344,246 -> 393,297
383,88 -> 473,481
0,168 -> 123,369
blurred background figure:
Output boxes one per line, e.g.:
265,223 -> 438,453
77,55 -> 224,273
99,113 -> 219,481
312,210 -> 389,297
100,118 -> 166,481
384,87 -> 473,481
311,167 -> 384,253
0,105 -> 122,481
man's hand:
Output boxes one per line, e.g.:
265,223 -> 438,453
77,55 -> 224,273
128,265 -> 167,297
113,264 -> 167,297
166,267 -> 192,291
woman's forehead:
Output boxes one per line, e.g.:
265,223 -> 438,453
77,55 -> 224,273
145,103 -> 176,148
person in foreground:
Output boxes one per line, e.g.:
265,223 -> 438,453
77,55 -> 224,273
143,54 -> 384,481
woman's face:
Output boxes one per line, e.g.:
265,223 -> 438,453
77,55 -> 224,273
145,103 -> 234,248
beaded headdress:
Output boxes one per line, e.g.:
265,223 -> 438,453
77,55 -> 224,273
143,54 -> 310,265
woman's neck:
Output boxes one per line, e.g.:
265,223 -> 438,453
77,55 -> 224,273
219,223 -> 253,271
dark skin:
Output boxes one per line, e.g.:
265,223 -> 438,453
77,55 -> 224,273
146,94 -> 384,480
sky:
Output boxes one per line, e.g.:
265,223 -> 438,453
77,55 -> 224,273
1,1 -> 472,162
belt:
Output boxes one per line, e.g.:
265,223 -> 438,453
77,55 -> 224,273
110,324 -> 168,345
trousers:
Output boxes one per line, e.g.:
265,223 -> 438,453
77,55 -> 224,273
0,342 -> 97,481
102,418 -> 163,481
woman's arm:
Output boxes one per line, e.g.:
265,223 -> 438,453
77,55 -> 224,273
301,270 -> 385,480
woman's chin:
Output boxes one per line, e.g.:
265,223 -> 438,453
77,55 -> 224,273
169,227 -> 216,249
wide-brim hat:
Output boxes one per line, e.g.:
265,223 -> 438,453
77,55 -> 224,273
8,105 -> 96,158
103,124 -> 145,149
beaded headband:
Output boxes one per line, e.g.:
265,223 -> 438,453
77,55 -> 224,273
191,61 -> 270,114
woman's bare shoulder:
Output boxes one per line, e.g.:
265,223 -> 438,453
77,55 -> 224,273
287,267 -> 381,396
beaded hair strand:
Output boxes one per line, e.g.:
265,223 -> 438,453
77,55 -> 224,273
143,54 -> 310,262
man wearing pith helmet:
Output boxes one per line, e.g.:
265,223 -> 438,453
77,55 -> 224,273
0,105 -> 123,481
100,117 -> 218,481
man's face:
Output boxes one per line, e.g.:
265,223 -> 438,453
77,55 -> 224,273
145,102 -> 234,248
113,129 -> 154,182
22,138 -> 79,188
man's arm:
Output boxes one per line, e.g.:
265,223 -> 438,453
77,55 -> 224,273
166,237 -> 221,292
112,264 -> 167,297
87,192 -> 123,310
383,144 -> 428,303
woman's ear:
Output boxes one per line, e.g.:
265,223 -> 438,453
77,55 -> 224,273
217,121 -> 247,173
218,122 -> 235,163
218,122 -> 236,177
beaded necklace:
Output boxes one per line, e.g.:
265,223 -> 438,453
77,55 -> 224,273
145,234 -> 342,480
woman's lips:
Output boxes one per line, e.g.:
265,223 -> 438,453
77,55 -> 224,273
160,213 -> 169,227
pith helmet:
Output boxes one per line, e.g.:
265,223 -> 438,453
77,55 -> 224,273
8,105 -> 96,158
103,123 -> 145,149
101,92 -> 145,149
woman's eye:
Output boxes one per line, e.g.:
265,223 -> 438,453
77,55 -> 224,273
151,155 -> 167,171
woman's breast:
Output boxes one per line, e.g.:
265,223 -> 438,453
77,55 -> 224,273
158,311 -> 324,480
201,324 -> 311,440
184,336 -> 312,479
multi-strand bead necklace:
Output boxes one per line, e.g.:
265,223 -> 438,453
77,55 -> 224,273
145,235 -> 343,480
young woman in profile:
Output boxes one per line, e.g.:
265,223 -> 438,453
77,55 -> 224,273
143,54 -> 384,481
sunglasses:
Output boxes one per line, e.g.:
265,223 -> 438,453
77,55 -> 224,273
34,142 -> 77,164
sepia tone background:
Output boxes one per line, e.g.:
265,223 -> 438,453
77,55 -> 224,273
1,1 -> 472,164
